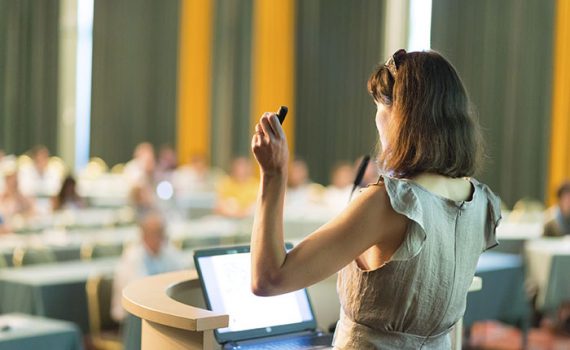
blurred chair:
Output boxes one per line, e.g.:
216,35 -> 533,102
12,247 -> 57,267
171,238 -> 184,250
86,274 -> 122,350
83,158 -> 109,178
16,154 -> 32,168
49,156 -> 68,177
81,243 -> 123,260
90,157 -> 109,171
0,254 -> 7,268
110,163 -> 125,174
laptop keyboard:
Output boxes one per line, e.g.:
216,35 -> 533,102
229,334 -> 333,349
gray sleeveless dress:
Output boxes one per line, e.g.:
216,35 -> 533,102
333,175 -> 501,349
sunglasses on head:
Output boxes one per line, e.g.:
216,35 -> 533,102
384,49 -> 407,78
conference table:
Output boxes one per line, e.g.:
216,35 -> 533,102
525,237 -> 570,314
10,207 -> 135,234
0,258 -> 117,333
0,251 -> 195,334
0,225 -> 138,267
494,221 -> 543,255
0,313 -> 83,350
0,210 -> 337,267
464,252 -> 530,330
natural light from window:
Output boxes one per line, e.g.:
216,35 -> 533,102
408,0 -> 432,51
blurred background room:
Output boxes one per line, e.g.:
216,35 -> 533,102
1,0 -> 570,349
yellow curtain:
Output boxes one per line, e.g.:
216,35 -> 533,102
177,0 -> 214,164
251,0 -> 296,158
548,0 -> 570,204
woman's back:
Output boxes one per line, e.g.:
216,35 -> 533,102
334,175 -> 501,349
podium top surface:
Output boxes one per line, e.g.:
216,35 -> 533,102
122,270 -> 229,331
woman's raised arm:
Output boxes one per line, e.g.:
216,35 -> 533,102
250,113 -> 407,296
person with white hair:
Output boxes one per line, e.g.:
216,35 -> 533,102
111,211 -> 187,322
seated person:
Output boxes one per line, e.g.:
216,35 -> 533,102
124,142 -> 156,186
0,214 -> 11,234
111,212 -> 187,322
173,154 -> 221,193
0,149 -> 14,172
284,158 -> 323,215
215,157 -> 259,218
52,175 -> 86,211
155,144 -> 178,182
322,161 -> 355,214
18,145 -> 62,197
0,171 -> 35,219
129,181 -> 157,219
544,181 -> 570,237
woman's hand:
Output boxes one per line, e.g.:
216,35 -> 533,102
251,112 -> 289,176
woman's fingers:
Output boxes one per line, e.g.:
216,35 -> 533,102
253,112 -> 286,148
254,123 -> 264,139
259,115 -> 276,141
267,114 -> 284,140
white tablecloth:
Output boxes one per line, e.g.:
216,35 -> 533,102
525,237 -> 570,312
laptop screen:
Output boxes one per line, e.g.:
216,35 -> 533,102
194,245 -> 318,344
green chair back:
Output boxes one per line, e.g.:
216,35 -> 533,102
0,255 -> 7,268
81,244 -> 123,260
14,247 -> 56,267
86,275 -> 120,333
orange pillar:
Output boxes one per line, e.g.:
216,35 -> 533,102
548,0 -> 570,204
251,0 -> 296,157
177,0 -> 214,164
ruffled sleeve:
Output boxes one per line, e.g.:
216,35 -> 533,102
480,183 -> 502,251
381,175 -> 427,261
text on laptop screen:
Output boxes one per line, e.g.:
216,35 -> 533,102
197,252 -> 313,334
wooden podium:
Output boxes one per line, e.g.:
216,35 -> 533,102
122,270 -> 229,350
123,271 -> 480,350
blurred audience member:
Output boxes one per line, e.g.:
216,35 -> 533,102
173,154 -> 221,194
111,212 -> 187,322
284,158 -> 326,218
0,150 -> 16,195
18,145 -> 62,196
285,158 -> 321,206
129,182 -> 157,219
156,144 -> 177,182
215,157 -> 258,218
52,175 -> 86,211
0,149 -> 16,170
0,172 -> 35,219
124,142 -> 156,185
544,181 -> 570,237
322,161 -> 354,213
0,214 -> 10,234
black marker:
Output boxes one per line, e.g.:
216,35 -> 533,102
276,106 -> 288,124
349,155 -> 371,201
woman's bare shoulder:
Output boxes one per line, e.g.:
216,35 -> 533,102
347,182 -> 407,238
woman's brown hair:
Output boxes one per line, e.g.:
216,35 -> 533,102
368,50 -> 483,178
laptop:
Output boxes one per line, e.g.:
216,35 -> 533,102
194,244 -> 333,349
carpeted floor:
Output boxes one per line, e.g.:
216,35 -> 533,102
467,321 -> 570,350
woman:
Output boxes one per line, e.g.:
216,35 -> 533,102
250,50 -> 501,349
0,172 -> 35,218
52,175 -> 86,211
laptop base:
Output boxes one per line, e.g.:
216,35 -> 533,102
223,331 -> 333,349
